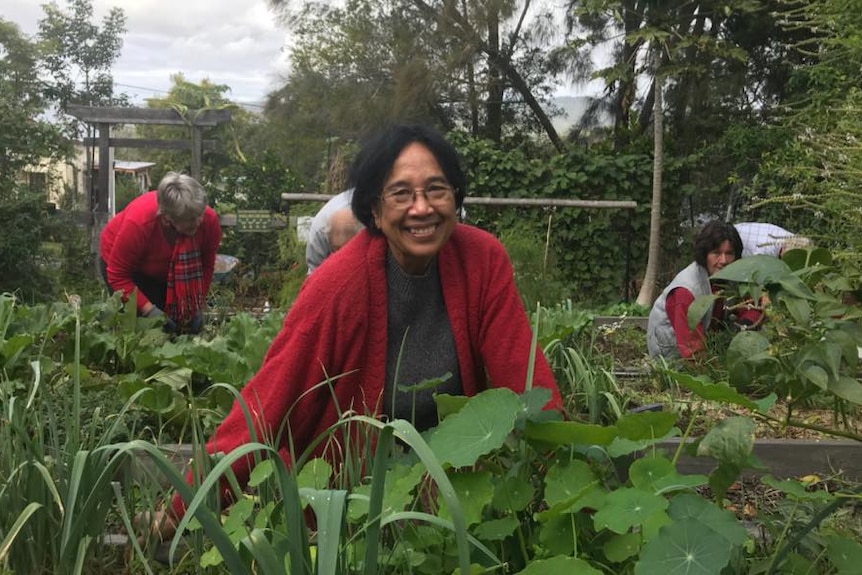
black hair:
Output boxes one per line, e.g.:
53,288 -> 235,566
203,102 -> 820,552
694,221 -> 743,267
349,124 -> 467,234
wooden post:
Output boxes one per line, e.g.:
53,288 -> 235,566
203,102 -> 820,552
191,126 -> 203,180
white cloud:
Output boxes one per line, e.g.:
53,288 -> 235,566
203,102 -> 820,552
4,0 -> 289,105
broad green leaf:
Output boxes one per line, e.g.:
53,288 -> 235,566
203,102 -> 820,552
629,456 -> 675,491
248,459 -> 275,487
801,365 -> 828,390
826,535 -> 862,574
828,375 -> 862,404
296,458 -> 332,490
604,532 -> 641,563
669,371 -> 759,410
697,417 -> 755,467
491,470 -> 535,512
428,388 -> 522,467
593,488 -> 668,534
641,510 -> 672,543
538,513 -> 576,555
708,462 -> 743,503
439,471 -> 493,526
607,427 -> 680,458
472,515 -> 519,541
712,256 -> 795,288
524,420 -> 617,446
544,459 -> 601,511
688,295 -> 719,331
726,330 -> 772,389
635,519 -> 732,575
515,555 -> 601,575
780,294 -> 811,325
668,493 -> 747,546
616,411 -> 678,441
760,475 -> 833,502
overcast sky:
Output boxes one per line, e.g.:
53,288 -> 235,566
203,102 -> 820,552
4,0 -> 290,107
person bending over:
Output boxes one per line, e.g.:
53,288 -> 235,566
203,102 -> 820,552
100,172 -> 222,334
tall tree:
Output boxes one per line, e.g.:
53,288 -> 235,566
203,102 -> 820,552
266,0 -> 566,152
0,19 -> 69,295
37,0 -> 127,116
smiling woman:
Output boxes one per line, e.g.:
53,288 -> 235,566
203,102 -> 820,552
147,124 -> 564,536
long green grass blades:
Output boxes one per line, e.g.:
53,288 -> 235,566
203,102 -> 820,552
270,456 -> 313,575
302,488 -> 348,575
240,528 -> 284,574
526,302 -> 541,392
107,439 -> 257,575
381,511 -> 501,566
349,416 -> 473,575
0,502 -> 42,566
111,481 -> 155,575
363,424 -> 394,575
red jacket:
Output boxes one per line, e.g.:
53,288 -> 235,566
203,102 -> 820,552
173,224 -> 562,516
100,191 -> 221,313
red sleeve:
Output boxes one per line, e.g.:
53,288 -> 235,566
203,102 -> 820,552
477,241 -> 563,411
666,287 -> 706,359
106,220 -> 153,313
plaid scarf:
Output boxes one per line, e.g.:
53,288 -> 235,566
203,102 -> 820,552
165,234 -> 205,329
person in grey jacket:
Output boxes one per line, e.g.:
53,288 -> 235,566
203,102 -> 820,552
305,189 -> 362,274
647,222 -> 758,359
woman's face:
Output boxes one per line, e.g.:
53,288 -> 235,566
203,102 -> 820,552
706,240 -> 736,275
373,142 -> 457,274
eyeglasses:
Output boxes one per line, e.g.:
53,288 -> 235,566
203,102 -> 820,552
381,182 -> 455,209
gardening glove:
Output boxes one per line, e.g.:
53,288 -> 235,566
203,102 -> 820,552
144,306 -> 177,333
189,309 -> 204,335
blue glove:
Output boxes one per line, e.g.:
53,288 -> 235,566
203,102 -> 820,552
144,306 -> 177,333
190,309 -> 204,334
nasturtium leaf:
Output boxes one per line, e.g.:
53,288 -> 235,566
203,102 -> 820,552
428,388 -> 522,467
616,411 -> 678,441
515,555 -> 601,575
296,457 -> 332,490
641,510 -> 672,543
827,375 -> 862,405
472,515 -> 519,541
604,532 -> 641,563
669,371 -> 760,410
492,470 -> 535,512
538,512 -> 577,555
592,488 -> 668,534
544,459 -> 598,507
697,417 -> 755,467
760,475 -> 833,502
248,459 -> 275,487
667,493 -> 748,546
524,420 -> 618,446
635,518 -> 732,575
347,462 -> 422,521
519,386 -> 553,419
607,427 -> 680,458
629,456 -> 674,490
628,456 -> 708,494
826,535 -> 862,574
439,470 -> 493,526
435,393 -> 470,421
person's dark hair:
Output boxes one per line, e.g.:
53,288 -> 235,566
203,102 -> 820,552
349,124 -> 467,234
694,221 -> 743,268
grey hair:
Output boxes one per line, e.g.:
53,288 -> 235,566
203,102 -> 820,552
156,172 -> 208,221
